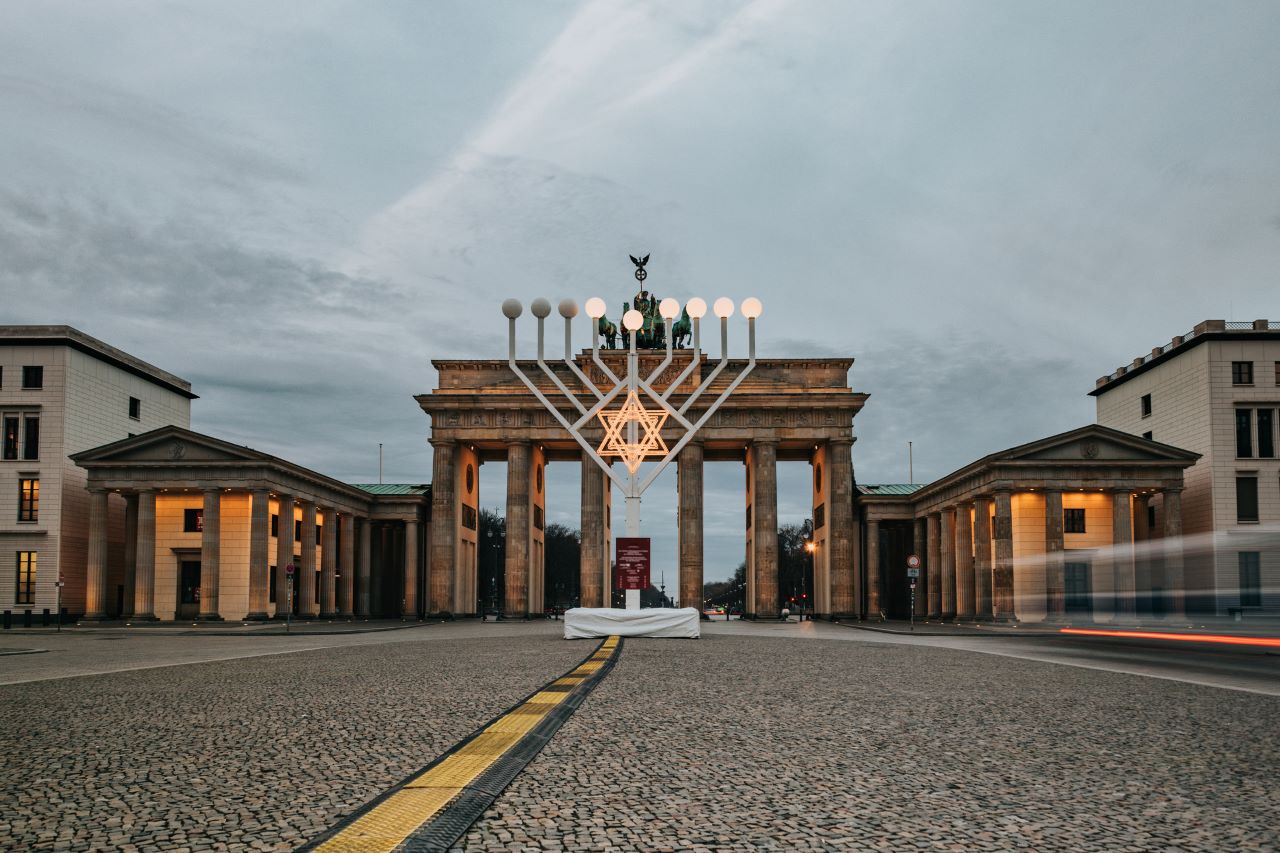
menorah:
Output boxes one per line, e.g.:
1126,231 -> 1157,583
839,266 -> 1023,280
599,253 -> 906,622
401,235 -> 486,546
502,288 -> 762,610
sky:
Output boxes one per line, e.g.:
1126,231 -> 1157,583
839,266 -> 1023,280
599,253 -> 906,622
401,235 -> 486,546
3,1 -> 1278,587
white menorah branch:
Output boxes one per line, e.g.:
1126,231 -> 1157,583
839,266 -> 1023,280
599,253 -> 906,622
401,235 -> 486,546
502,294 -> 762,609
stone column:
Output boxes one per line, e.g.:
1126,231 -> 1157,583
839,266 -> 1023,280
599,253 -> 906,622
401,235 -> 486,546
955,501 -> 975,619
320,508 -> 338,617
404,518 -> 419,618
940,507 -> 956,619
913,517 -> 927,617
122,493 -> 138,617
274,494 -> 295,618
340,513 -> 355,617
579,455 -> 604,608
993,490 -> 1015,621
133,491 -> 158,620
1112,491 -> 1136,618
198,489 -> 222,620
865,518 -> 881,618
428,440 -> 457,614
751,439 -> 779,618
83,489 -> 110,620
298,501 -> 317,617
678,442 -> 704,614
1044,491 -> 1065,619
828,438 -> 856,618
926,513 -> 942,618
1162,488 -> 1185,617
973,495 -> 993,620
357,516 -> 372,616
246,488 -> 271,620
505,442 -> 531,618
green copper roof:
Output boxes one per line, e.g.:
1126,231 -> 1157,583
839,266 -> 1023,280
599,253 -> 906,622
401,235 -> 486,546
857,484 -> 924,496
352,484 -> 431,496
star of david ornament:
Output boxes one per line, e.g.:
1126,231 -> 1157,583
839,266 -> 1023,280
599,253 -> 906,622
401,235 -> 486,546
597,390 -> 669,474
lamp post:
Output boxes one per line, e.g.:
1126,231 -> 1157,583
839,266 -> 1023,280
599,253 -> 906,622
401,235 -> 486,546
804,540 -> 816,621
502,265 -> 762,611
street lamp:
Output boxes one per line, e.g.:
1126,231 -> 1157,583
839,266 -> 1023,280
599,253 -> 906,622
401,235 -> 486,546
804,540 -> 816,621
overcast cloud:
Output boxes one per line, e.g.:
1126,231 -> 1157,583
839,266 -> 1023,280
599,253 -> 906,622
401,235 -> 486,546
3,1 -> 1278,584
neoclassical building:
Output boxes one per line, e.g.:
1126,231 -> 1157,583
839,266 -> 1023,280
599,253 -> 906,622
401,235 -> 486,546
12,318 -> 1253,624
72,428 -> 426,621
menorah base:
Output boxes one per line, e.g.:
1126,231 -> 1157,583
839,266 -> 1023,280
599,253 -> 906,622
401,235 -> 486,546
563,607 -> 701,639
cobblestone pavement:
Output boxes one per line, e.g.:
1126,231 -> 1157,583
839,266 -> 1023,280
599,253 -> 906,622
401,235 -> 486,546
0,629 -> 586,852
454,634 -> 1280,852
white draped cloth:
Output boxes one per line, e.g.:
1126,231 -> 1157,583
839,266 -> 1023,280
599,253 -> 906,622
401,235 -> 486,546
563,607 -> 701,639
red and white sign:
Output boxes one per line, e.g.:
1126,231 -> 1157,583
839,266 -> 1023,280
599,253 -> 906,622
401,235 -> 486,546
906,554 -> 921,569
285,563 -> 295,575
615,537 -> 651,591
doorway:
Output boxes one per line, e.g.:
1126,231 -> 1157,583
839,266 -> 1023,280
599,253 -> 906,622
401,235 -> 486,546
1064,560 -> 1092,616
178,560 -> 201,618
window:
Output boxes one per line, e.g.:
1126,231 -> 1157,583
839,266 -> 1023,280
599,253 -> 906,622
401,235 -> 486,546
1140,394 -> 1152,417
0,366 -> 3,388
21,366 -> 42,389
1237,409 -> 1253,458
183,508 -> 203,533
15,551 -> 36,605
128,397 -> 140,419
1142,431 -> 1153,441
295,519 -> 302,540
2,416 -> 16,460
1275,361 -> 1280,386
1232,361 -> 1253,385
1238,552 -> 1261,607
1236,476 -> 1259,523
22,415 -> 37,460
1064,508 -> 1086,533
1147,504 -> 1156,529
18,478 -> 38,522
1260,409 -> 1275,459
271,513 -> 279,537
269,566 -> 277,603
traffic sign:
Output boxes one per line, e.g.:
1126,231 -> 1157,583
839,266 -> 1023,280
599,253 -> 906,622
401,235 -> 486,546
285,563 -> 295,575
906,567 -> 920,579
906,554 -> 921,569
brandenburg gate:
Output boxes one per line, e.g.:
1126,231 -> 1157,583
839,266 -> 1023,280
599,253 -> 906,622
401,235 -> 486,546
417,340 -> 867,620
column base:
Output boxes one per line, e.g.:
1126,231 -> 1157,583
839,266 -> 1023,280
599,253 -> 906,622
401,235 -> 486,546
243,611 -> 270,621
129,613 -> 159,622
196,613 -> 225,622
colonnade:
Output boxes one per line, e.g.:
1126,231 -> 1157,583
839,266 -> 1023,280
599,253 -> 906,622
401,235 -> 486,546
907,487 -> 1186,622
82,488 -> 388,622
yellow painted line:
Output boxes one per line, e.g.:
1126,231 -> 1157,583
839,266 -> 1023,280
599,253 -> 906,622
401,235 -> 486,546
311,787 -> 459,853
309,636 -> 620,853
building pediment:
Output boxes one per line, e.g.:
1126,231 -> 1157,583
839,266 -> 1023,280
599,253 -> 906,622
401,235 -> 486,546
71,426 -> 263,465
1001,425 -> 1199,464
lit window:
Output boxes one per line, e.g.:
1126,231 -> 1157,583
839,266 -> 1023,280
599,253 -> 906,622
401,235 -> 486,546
21,366 -> 42,389
1236,476 -> 1259,523
128,397 -> 140,419
1064,508 -> 1086,534
1231,361 -> 1253,385
18,478 -> 38,522
1140,394 -> 1152,417
183,508 -> 203,533
1238,552 -> 1261,607
15,551 -> 36,604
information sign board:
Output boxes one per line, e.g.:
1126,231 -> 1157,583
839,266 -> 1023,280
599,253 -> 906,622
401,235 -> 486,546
615,538 -> 651,591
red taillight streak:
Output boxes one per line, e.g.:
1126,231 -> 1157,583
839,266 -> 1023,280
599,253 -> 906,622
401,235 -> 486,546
1060,627 -> 1280,648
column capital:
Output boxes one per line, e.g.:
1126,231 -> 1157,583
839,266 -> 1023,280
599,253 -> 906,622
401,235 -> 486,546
429,437 -> 459,449
828,437 -> 853,448
992,487 -> 1013,498
1161,485 -> 1184,495
752,437 -> 779,447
